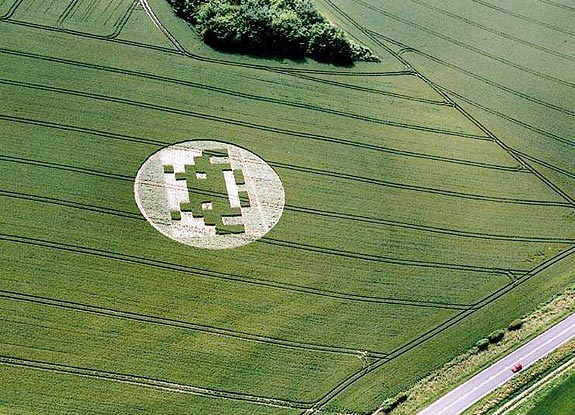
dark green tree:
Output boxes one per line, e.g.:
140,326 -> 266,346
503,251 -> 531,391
167,0 -> 378,64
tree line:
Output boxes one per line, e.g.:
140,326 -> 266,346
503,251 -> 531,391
168,0 -> 379,64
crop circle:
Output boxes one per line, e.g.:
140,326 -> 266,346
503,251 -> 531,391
134,140 -> 285,249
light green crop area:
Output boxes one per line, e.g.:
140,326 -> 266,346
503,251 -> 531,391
0,0 -> 574,413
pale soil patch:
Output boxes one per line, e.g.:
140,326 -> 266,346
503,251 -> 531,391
134,140 -> 285,249
223,169 -> 241,208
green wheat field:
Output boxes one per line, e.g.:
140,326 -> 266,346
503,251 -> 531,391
1,0 -> 574,413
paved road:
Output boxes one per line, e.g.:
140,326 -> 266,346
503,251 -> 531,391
418,312 -> 575,415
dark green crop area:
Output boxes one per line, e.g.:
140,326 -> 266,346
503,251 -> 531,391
525,373 -> 575,415
167,0 -> 378,64
0,0 -> 574,414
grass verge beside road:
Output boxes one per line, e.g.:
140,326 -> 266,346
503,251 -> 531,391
463,340 -> 575,415
384,284 -> 575,415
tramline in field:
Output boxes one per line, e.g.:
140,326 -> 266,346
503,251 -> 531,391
0,0 -> 574,414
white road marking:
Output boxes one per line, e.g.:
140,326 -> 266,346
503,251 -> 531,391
418,314 -> 575,415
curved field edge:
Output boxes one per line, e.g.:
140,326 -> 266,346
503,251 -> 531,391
143,0 -> 404,72
327,250 -> 575,413
165,0 -> 378,64
0,0 -> 574,414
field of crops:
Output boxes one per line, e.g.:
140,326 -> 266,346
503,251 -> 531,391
524,373 -> 575,415
1,0 -> 574,413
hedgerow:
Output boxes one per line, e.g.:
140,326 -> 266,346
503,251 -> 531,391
167,0 -> 379,64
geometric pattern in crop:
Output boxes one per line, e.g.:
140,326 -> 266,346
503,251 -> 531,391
168,149 -> 248,235
134,140 -> 284,249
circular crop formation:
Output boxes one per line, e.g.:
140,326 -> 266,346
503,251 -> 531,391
134,140 -> 285,249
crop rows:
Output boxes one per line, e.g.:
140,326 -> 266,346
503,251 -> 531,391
1,0 -> 574,413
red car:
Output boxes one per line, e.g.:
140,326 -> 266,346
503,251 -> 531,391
511,362 -> 523,373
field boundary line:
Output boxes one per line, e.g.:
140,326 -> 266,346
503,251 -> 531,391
299,243 -> 575,414
509,150 -> 575,180
383,39 -> 575,118
492,358 -> 575,415
492,355 -> 575,415
0,356 -> 310,409
361,40 -> 575,204
0,11 -> 414,75
339,6 -> 575,208
276,70 -> 450,106
137,0 -> 408,75
1,44 -> 438,107
433,84 -> 575,148
0,290 -> 386,358
295,0 -> 575,409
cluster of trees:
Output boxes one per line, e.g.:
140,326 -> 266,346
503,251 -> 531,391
476,319 -> 524,352
380,392 -> 408,413
168,0 -> 378,64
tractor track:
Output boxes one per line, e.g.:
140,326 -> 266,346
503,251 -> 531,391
467,0 -> 575,37
405,0 -> 575,62
2,128 -> 572,208
0,48 -> 467,129
433,83 -> 575,149
293,0 -> 575,410
300,244 -> 575,414
347,0 -> 575,89
2,1 -> 574,412
0,355 -> 310,409
5,186 -> 573,245
0,193 -> 528,277
0,107 -> 522,175
330,4 -> 575,209
0,290 -> 387,358
0,233 -> 481,310
0,77 -> 488,141
388,44 -> 575,118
